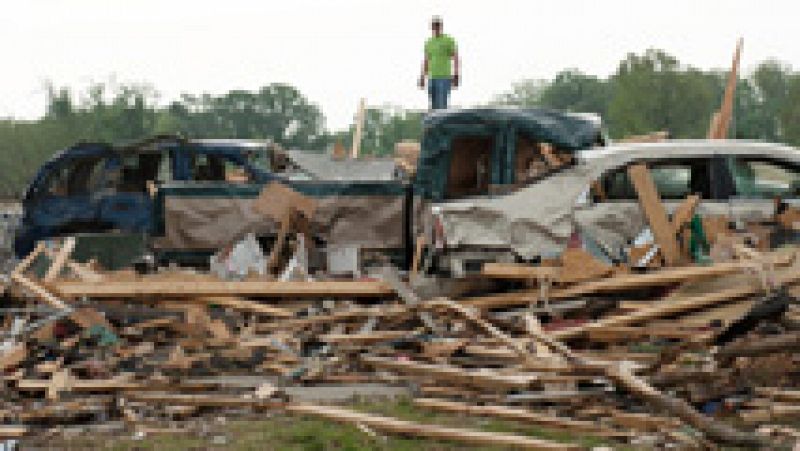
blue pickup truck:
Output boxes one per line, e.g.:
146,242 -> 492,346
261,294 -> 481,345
16,109 -> 604,272
14,136 -> 276,256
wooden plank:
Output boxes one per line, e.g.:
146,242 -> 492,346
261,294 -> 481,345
481,263 -> 560,280
409,235 -> 426,281
125,393 -> 282,408
708,38 -> 743,139
463,260 -> 771,310
433,297 -> 775,448
628,163 -> 681,265
551,283 -> 761,340
319,330 -> 415,344
286,403 -> 578,450
360,355 -> 538,390
11,241 -> 45,277
10,273 -> 69,310
189,296 -> 294,317
351,98 -> 366,159
412,398 -> 623,437
0,425 -> 28,438
53,279 -> 393,298
43,237 -> 76,282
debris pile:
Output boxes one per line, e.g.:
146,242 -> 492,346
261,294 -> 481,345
1,221 -> 799,449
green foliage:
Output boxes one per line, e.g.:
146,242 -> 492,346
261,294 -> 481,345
495,50 -> 800,144
156,84 -> 328,148
0,82 -> 329,198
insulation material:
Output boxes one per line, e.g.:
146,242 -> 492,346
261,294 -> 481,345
435,167 -> 592,259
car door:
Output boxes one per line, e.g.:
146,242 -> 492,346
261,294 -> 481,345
27,156 -> 105,232
724,155 -> 800,229
95,151 -> 170,233
573,157 -> 719,261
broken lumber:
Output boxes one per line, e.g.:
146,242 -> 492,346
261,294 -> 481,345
10,273 -> 70,310
628,163 -> 681,265
412,398 -> 623,437
43,237 -> 76,283
187,296 -> 294,317
554,265 -> 800,340
439,297 -> 774,448
52,279 -> 393,298
465,259 -> 774,309
360,355 -> 538,390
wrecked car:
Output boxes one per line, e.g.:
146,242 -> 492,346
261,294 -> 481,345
15,136 -> 276,256
433,139 -> 800,274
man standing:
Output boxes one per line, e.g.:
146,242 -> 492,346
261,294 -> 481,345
419,16 -> 459,110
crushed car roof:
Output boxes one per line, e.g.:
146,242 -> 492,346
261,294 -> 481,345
423,107 -> 605,151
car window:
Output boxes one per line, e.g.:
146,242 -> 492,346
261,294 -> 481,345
598,159 -> 711,201
41,157 -> 105,197
191,153 -> 254,184
117,152 -> 163,193
729,157 -> 800,198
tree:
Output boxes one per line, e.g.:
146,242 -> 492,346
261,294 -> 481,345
607,49 -> 718,138
492,79 -> 546,107
161,84 -> 328,149
540,69 -> 610,117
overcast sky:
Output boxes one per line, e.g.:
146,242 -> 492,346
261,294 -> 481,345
1,0 -> 798,131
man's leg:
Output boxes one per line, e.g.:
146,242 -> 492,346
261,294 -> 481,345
428,80 -> 437,110
439,78 -> 451,109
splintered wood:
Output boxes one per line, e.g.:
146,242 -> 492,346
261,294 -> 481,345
1,234 -> 799,449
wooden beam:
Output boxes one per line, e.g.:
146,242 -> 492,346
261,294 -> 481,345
412,398 -> 623,437
708,38 -> 743,139
628,163 -> 681,265
360,355 -> 538,390
11,241 -> 45,277
481,263 -> 560,280
0,425 -> 28,438
351,98 -> 366,159
286,403 -> 578,450
319,330 -> 415,344
409,235 -> 426,281
125,393 -> 282,408
551,283 -> 761,340
52,279 -> 393,299
464,259 -> 775,309
188,296 -> 294,317
11,273 -> 70,310
43,237 -> 76,283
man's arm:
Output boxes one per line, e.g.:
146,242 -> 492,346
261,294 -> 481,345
419,57 -> 428,88
452,50 -> 460,88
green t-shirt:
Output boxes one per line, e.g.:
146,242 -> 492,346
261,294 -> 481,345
425,34 -> 456,79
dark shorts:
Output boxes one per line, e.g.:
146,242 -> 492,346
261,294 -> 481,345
428,78 -> 451,110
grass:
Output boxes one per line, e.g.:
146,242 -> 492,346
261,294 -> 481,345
36,397 -> 616,450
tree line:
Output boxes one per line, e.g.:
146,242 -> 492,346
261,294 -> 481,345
1,48 -> 800,198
